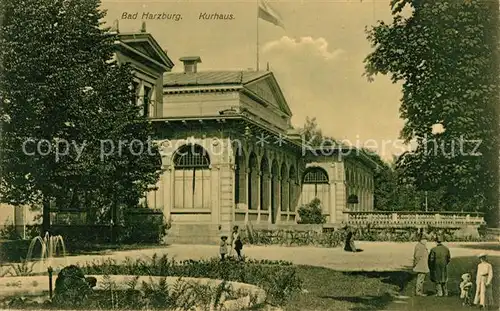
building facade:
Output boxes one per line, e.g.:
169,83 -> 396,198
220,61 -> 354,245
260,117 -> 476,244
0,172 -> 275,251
134,36 -> 377,243
1,31 -> 376,243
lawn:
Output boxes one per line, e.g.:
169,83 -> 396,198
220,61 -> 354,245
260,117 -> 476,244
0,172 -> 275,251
284,266 -> 409,311
282,255 -> 499,311
385,255 -> 500,311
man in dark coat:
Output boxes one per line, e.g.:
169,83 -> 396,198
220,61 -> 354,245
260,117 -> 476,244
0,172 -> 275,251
428,236 -> 451,296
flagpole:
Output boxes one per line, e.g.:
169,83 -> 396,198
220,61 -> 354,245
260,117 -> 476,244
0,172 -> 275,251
256,0 -> 260,71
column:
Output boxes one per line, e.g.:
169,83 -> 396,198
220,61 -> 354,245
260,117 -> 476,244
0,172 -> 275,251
329,182 -> 336,224
272,175 -> 280,223
210,164 -> 221,224
266,174 -> 272,223
288,180 -> 294,212
281,178 -> 289,212
250,169 -> 259,210
366,190 -> 370,211
163,165 -> 172,220
261,172 -> 270,210
275,177 -> 282,221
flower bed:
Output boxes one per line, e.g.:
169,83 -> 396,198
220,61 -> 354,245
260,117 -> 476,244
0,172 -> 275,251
0,275 -> 266,311
80,255 -> 302,306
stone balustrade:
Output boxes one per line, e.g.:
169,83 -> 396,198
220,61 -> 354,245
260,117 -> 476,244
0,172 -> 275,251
343,211 -> 486,228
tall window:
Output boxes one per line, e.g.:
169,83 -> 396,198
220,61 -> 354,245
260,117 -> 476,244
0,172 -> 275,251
143,86 -> 151,117
301,167 -> 329,211
173,144 -> 211,209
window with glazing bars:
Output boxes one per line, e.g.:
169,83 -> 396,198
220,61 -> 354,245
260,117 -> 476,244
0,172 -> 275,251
174,145 -> 210,168
303,167 -> 329,198
303,167 -> 329,184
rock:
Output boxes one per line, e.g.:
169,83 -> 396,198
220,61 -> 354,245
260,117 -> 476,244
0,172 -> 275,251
53,265 -> 93,307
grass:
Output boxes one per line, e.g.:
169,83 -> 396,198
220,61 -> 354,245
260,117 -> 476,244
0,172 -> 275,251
280,255 -> 499,311
284,266 -> 407,311
384,255 -> 500,311
457,243 -> 500,252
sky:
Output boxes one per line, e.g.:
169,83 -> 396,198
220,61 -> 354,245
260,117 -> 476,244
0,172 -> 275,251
100,0 -> 406,160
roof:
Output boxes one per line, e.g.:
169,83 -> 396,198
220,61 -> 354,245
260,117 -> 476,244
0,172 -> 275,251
305,145 -> 381,171
179,56 -> 202,63
164,70 -> 270,86
116,32 -> 174,70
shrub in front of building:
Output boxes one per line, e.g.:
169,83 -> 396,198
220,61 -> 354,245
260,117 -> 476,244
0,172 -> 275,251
297,198 -> 326,224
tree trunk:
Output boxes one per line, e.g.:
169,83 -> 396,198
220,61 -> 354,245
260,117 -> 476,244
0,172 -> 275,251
42,197 -> 51,236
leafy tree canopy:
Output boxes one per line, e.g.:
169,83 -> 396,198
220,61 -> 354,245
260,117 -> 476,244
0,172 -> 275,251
0,0 -> 162,228
364,0 -> 499,224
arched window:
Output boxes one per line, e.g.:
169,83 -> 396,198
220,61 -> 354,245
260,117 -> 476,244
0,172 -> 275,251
301,167 -> 330,212
303,167 -> 329,184
173,144 -> 211,209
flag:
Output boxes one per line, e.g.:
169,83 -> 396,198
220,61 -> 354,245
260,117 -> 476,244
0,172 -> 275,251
258,0 -> 284,29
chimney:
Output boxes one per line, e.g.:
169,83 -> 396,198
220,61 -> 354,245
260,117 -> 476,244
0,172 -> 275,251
179,56 -> 202,73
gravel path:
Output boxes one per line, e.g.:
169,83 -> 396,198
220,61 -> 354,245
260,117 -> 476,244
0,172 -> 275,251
23,241 -> 500,273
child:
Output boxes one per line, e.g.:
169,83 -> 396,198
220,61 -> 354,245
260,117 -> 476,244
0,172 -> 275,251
460,273 -> 473,306
219,235 -> 228,261
232,226 -> 243,261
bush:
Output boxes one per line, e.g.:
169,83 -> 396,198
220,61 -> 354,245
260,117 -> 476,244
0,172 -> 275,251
0,221 -> 21,240
241,228 -> 344,247
80,254 -> 302,306
0,240 -> 32,263
120,208 -> 170,244
241,225 -> 493,246
0,276 -> 251,310
47,209 -> 171,250
297,198 -> 326,224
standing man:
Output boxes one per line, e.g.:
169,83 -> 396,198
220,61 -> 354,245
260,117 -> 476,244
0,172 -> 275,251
413,233 -> 430,296
428,236 -> 451,296
474,253 -> 494,309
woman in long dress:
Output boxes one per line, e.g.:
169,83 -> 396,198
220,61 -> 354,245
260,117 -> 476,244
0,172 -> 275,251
474,253 -> 493,309
344,226 -> 357,252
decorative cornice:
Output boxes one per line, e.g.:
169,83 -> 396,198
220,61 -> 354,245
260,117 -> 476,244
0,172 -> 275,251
164,85 -> 242,94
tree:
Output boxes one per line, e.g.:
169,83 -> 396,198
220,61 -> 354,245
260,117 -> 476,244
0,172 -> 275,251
364,0 -> 499,225
298,117 -> 342,147
0,0 -> 161,234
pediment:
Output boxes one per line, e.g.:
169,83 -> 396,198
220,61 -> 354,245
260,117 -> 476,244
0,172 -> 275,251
244,73 -> 292,117
117,33 -> 174,70
128,42 -> 163,64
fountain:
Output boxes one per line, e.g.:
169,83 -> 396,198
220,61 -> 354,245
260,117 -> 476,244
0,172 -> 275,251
26,232 -> 67,273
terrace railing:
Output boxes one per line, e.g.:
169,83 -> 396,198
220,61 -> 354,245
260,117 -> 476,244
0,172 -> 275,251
343,211 -> 485,228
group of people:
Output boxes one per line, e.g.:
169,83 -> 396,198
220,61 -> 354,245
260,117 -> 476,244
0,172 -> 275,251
413,234 -> 494,308
219,225 -> 244,261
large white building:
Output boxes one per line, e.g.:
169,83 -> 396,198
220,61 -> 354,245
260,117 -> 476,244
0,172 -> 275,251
1,31 -> 377,243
